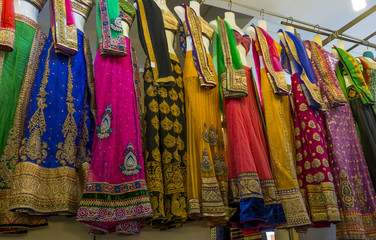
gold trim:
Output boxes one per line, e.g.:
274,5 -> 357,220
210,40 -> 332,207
137,0 -> 159,83
281,30 -> 324,108
9,161 -> 80,214
255,26 -> 288,95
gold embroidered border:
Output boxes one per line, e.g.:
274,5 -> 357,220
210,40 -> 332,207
188,198 -> 200,215
0,18 -> 46,187
306,182 -> 341,223
255,26 -> 288,94
0,189 -> 48,229
9,162 -> 80,215
230,172 -> 263,202
26,0 -> 47,12
0,28 -> 15,51
276,188 -> 311,228
185,5 -> 216,87
52,0 -> 78,54
137,0 -> 160,83
201,176 -> 227,218
281,30 -> 324,108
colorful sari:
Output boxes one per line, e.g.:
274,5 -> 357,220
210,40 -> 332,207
0,0 -> 15,51
212,20 -> 285,231
8,0 -> 95,215
181,5 -> 229,227
251,26 -> 311,228
77,0 -> 152,234
0,13 -> 48,233
334,47 -> 376,190
136,0 -> 187,229
279,30 -> 341,226
306,41 -> 376,239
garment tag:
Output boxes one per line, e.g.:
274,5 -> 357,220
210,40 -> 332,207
151,62 -> 156,68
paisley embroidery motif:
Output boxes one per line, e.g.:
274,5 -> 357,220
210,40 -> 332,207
213,153 -> 226,175
339,170 -> 354,209
200,148 -> 212,172
110,17 -> 123,32
202,122 -> 218,146
119,142 -> 142,176
96,105 -> 114,139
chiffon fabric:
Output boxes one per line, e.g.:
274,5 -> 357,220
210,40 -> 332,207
77,38 -> 152,234
184,51 -> 229,226
252,27 -> 310,228
212,23 -> 286,230
0,14 -> 47,233
227,66 -> 286,232
143,54 -> 187,229
306,41 -> 376,239
8,28 -> 94,215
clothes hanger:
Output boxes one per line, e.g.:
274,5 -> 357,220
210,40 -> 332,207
313,24 -> 323,47
258,9 -> 267,31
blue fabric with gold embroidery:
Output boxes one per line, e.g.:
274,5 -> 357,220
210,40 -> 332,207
8,28 -> 94,215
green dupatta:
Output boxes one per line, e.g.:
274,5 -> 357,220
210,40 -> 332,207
213,18 -> 247,103
97,0 -> 126,56
335,47 -> 374,105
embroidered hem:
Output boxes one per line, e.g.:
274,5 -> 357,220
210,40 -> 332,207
0,189 -> 48,232
303,182 -> 341,223
276,188 -> 312,228
77,180 -> 152,222
9,162 -> 80,215
336,211 -> 376,240
0,28 -> 15,52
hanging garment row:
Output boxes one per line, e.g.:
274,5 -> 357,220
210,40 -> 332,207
1,0 -> 376,239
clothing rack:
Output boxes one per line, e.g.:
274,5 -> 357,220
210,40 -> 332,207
204,0 -> 376,51
280,21 -> 376,50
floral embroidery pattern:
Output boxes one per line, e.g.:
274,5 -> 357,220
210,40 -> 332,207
119,142 -> 141,176
354,176 -> 365,210
339,170 -> 354,209
202,122 -> 218,146
96,105 -> 113,139
201,149 -> 212,172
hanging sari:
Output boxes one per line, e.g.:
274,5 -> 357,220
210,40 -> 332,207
251,26 -> 311,228
212,19 -> 285,231
9,0 -> 95,215
334,47 -> 376,190
180,4 -> 229,227
136,0 -> 187,229
279,30 -> 341,226
77,0 -> 152,234
358,56 -> 376,115
306,41 -> 376,239
0,11 -> 48,232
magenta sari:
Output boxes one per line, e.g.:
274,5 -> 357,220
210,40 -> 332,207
77,37 -> 152,234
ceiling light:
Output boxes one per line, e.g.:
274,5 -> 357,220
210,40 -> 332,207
351,0 -> 367,11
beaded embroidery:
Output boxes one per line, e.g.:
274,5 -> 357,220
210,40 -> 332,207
110,17 -> 123,32
201,149 -> 212,172
119,142 -> 142,176
339,170 -> 354,209
96,105 -> 113,139
202,122 -> 218,146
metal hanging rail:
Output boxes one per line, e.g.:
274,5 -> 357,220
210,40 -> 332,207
280,21 -> 376,49
347,31 -> 376,51
322,5 -> 376,46
205,0 -> 376,50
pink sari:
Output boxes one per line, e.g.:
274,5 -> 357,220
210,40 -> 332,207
77,37 -> 152,234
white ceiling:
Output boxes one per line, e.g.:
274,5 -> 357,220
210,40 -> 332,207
36,0 -> 376,60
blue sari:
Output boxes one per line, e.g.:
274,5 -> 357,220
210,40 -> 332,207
8,29 -> 94,215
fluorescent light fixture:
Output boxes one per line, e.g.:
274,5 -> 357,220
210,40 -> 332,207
351,0 -> 367,11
